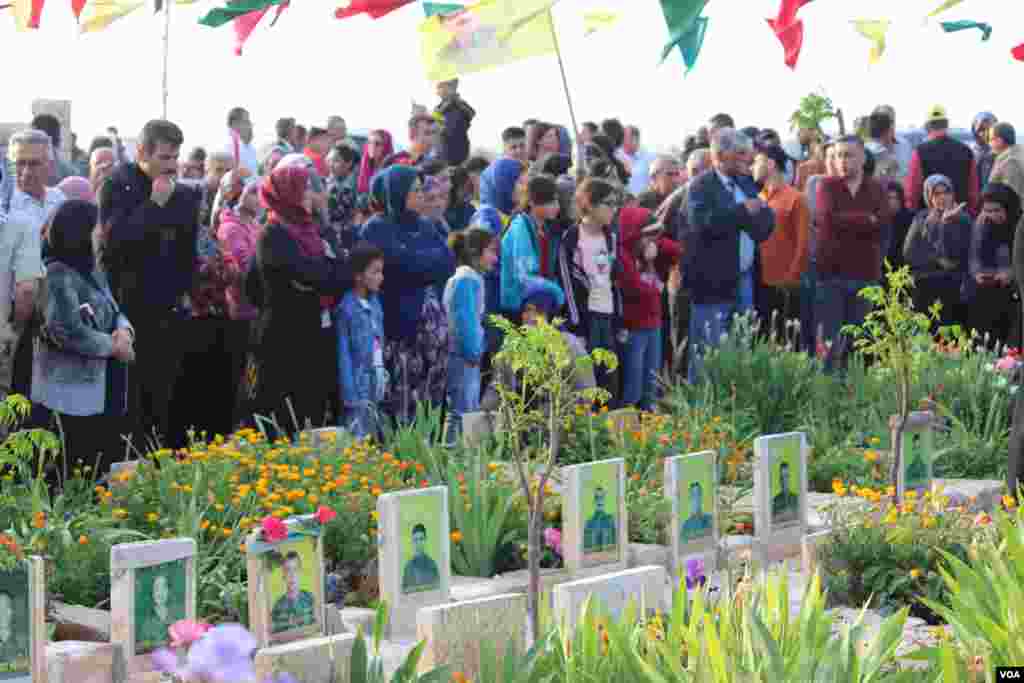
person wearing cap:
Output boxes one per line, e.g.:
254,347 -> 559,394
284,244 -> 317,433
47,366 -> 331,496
434,79 -> 476,167
904,105 -> 979,215
752,144 -> 810,341
988,123 -> 1024,233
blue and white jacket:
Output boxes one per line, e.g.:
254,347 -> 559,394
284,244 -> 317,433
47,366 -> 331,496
334,291 -> 386,406
442,265 -> 486,363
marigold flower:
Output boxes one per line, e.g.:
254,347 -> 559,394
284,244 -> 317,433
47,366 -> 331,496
1003,494 -> 1017,509
451,530 -> 463,543
910,568 -> 922,579
146,512 -> 159,523
32,512 -> 46,529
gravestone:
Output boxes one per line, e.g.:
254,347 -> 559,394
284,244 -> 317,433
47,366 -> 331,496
665,450 -> 719,581
562,458 -> 628,575
245,516 -> 326,650
416,593 -> 526,678
377,486 -> 451,639
110,539 -> 196,678
552,565 -> 667,632
253,632 -> 355,683
753,432 -> 809,569
0,556 -> 45,682
894,412 -> 936,499
802,528 -> 833,578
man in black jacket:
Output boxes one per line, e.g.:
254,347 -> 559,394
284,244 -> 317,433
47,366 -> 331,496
434,79 -> 475,166
99,119 -> 199,449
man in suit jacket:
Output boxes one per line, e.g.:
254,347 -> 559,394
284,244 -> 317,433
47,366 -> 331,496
685,128 -> 775,383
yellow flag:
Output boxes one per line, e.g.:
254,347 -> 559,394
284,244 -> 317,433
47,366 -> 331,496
80,0 -> 145,31
583,9 -> 618,37
852,19 -> 890,65
926,0 -> 965,19
419,0 -> 559,81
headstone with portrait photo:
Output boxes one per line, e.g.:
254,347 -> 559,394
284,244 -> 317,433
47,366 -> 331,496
753,432 -> 808,569
0,556 -> 45,683
894,411 -> 936,499
377,486 -> 451,639
110,539 -> 196,677
665,451 -> 719,580
245,516 -> 326,650
562,458 -> 628,575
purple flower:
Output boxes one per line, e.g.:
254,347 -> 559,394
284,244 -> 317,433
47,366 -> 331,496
151,647 -> 179,674
183,623 -> 257,682
544,527 -> 562,556
264,675 -> 298,683
685,557 -> 706,590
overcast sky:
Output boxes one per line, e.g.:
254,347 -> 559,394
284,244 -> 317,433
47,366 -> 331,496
1,0 -> 1021,153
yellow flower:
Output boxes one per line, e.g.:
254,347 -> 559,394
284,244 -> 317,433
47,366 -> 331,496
112,509 -> 128,520
222,528 -> 232,537
451,530 -> 464,543
146,512 -> 159,523
371,511 -> 379,521
31,512 -> 46,529
307,494 -> 319,505
863,450 -> 879,464
1003,494 -> 1017,509
904,490 -> 917,500
200,520 -> 211,530
488,462 -> 499,473
910,568 -> 923,579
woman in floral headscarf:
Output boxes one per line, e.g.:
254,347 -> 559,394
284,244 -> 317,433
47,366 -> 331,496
246,165 -> 350,436
357,130 -> 394,195
361,165 -> 455,423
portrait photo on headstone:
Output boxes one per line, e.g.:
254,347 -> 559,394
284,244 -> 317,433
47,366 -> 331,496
769,438 -> 801,530
399,491 -> 443,596
133,559 -> 187,654
673,451 -> 716,554
265,536 -> 321,641
581,460 -> 620,563
0,565 -> 29,678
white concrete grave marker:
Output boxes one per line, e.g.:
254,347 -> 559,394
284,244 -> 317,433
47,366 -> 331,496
110,539 -> 196,678
895,412 -> 936,499
377,486 -> 451,639
0,556 -> 45,683
562,458 -> 628,575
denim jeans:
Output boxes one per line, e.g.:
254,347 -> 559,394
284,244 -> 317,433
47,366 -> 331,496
622,327 -> 662,411
343,401 -> 382,440
799,265 -> 818,353
587,312 -> 619,403
688,302 -> 737,384
445,354 -> 481,446
815,277 -> 873,374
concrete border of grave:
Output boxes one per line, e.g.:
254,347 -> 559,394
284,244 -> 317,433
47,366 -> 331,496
552,565 -> 667,633
253,632 -> 356,683
562,458 -> 628,575
377,486 -> 451,639
110,538 -> 197,677
1,555 -> 45,683
246,516 -> 326,650
665,450 -> 719,581
753,432 -> 809,569
416,593 -> 527,677
893,411 -> 936,499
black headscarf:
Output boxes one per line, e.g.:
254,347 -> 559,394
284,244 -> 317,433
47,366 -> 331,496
983,182 -> 1023,231
47,199 -> 98,278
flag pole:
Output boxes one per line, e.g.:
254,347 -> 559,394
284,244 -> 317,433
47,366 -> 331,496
545,9 -> 581,153
161,0 -> 171,118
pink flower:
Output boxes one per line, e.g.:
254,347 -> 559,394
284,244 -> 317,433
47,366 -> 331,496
544,527 -> 562,556
168,619 -> 211,649
315,506 -> 337,524
996,356 -> 1020,372
261,516 -> 288,543
974,512 -> 993,527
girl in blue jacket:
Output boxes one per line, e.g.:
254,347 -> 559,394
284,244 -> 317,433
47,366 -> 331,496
500,175 -> 561,317
442,227 -> 499,445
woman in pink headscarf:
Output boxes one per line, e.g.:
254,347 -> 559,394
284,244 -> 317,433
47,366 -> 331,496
356,129 -> 394,194
57,176 -> 95,203
245,165 -> 350,436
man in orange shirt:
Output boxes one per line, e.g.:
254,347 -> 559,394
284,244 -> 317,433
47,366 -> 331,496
753,145 -> 810,342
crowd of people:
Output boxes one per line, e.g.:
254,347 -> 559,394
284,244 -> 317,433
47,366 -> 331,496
2,80 -> 1024,479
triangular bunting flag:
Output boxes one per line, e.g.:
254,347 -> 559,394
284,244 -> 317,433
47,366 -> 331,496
232,0 -> 286,54
1013,42 -> 1024,61
11,0 -> 45,29
80,0 -> 145,31
70,0 -> 85,19
852,19 -> 890,64
336,0 -> 413,20
198,0 -> 285,28
658,0 -> 710,64
940,20 -> 992,41
678,14 -> 707,73
926,0 -> 965,19
583,9 -> 618,37
423,1 -> 461,16
766,0 -> 812,69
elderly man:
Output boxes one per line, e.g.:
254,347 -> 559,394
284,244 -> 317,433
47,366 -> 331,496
637,156 -> 684,211
685,129 -> 775,383
815,136 -> 890,373
1,129 -> 66,398
989,123 -> 1024,230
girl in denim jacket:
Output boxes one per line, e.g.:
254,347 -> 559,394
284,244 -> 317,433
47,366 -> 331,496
335,243 -> 388,438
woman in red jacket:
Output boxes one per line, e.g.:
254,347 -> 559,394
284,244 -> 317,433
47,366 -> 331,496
617,207 -> 681,411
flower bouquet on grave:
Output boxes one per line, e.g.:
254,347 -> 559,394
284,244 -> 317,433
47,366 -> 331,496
259,506 -> 338,544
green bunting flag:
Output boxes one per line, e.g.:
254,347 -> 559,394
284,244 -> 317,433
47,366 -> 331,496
659,0 -> 710,65
422,1 -> 460,16
941,20 -> 992,41
198,0 -> 285,27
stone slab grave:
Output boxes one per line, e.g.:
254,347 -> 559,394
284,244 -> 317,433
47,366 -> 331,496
0,556 -> 46,683
254,633 -> 355,683
553,566 -> 668,632
110,538 -> 196,680
245,515 -> 326,650
665,450 -> 719,582
377,486 -> 451,639
562,458 -> 628,575
753,432 -> 809,569
416,593 -> 526,678
46,641 -> 123,683
893,412 -> 936,500
801,528 -> 833,578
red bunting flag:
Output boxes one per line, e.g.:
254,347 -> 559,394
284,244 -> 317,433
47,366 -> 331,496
70,0 -> 85,19
1013,42 -> 1024,61
766,0 -> 812,69
11,0 -> 45,29
335,0 -> 413,20
233,1 -> 286,55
